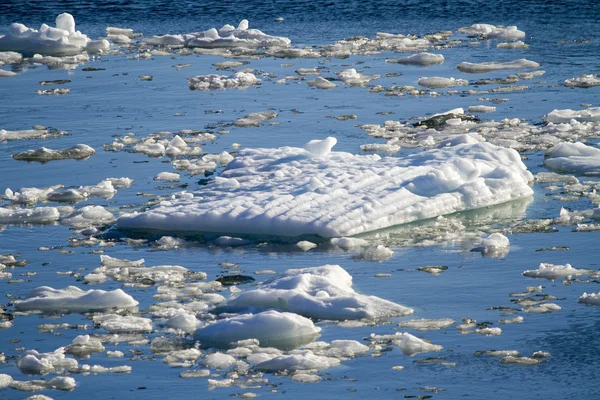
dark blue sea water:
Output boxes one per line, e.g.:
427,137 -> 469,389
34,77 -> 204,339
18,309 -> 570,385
1,1 -> 600,399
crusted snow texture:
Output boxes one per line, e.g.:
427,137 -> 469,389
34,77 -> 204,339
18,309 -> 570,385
226,265 -> 413,320
0,13 -> 109,56
118,138 -> 533,238
194,310 -> 320,350
14,286 -> 138,312
544,142 -> 600,175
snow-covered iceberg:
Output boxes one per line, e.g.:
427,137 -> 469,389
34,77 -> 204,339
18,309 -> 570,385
223,264 -> 413,320
0,13 -> 109,56
194,310 -> 321,350
118,137 -> 533,238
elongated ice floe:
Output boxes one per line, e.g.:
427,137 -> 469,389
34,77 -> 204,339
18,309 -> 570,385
194,310 -> 320,350
544,142 -> 600,175
457,59 -> 540,73
187,72 -> 260,90
564,74 -> 600,88
579,292 -> 600,305
223,265 -> 412,320
523,263 -> 592,280
544,108 -> 600,123
118,137 -> 533,238
14,286 -> 138,312
12,144 -> 95,162
0,13 -> 109,56
336,68 -> 379,85
0,206 -> 59,224
386,52 -> 444,66
458,24 -> 525,40
17,348 -> 78,375
417,76 -> 468,89
0,127 -> 67,141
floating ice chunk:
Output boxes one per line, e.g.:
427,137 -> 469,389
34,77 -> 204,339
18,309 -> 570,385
0,206 -> 59,224
307,77 -> 337,89
474,232 -> 510,258
304,136 -> 337,157
477,327 -> 502,336
330,237 -> 368,250
544,107 -> 600,123
202,352 -> 236,369
107,177 -> 133,188
17,348 -> 78,375
106,27 -> 142,39
61,205 -> 115,227
564,74 -> 600,88
254,350 -> 340,372
0,69 -> 16,77
497,41 -> 529,49
397,318 -> 454,331
336,68 -> 379,85
418,76 -> 468,89
357,245 -> 394,262
12,144 -> 95,162
155,172 -> 180,182
360,143 -> 401,153
226,265 -> 412,320
386,52 -> 444,66
579,292 -> 600,305
94,314 -> 152,333
0,51 -> 23,66
0,13 -> 109,56
391,332 -> 443,356
296,240 -> 317,251
4,185 -> 62,204
458,24 -> 525,40
523,263 -> 592,280
468,105 -> 496,113
188,72 -> 260,90
457,59 -> 539,73
118,140 -> 533,238
544,142 -> 600,175
65,335 -> 105,356
14,286 -> 138,313
184,20 -> 291,49
0,374 -> 12,388
100,255 -> 144,267
195,310 -> 320,350
166,311 -> 200,333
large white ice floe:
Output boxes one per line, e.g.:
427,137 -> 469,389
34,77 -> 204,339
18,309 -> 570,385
457,59 -> 540,73
14,286 -> 138,312
194,310 -> 320,350
187,71 -> 260,90
0,13 -> 109,56
544,142 -> 600,175
223,265 -> 412,320
117,137 -> 533,238
0,206 -> 59,224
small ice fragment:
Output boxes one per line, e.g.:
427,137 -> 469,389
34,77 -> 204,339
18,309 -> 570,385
304,137 -> 337,157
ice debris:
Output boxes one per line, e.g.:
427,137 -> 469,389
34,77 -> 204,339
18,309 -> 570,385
187,72 -> 260,90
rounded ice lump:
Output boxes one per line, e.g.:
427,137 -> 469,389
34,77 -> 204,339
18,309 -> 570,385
118,137 -> 533,238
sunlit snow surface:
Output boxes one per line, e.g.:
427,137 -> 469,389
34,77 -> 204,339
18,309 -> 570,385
118,138 -> 532,237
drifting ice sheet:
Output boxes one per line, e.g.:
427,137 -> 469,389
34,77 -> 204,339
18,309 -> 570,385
118,137 -> 533,238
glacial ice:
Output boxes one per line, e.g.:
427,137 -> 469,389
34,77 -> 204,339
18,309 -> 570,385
14,286 -> 138,312
117,138 -> 533,238
457,59 -> 540,73
0,13 -> 109,56
544,142 -> 600,175
225,265 -> 413,320
194,310 -> 321,350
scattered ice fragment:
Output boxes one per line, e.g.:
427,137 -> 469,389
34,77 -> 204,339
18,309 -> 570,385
296,240 -> 317,251
291,373 -> 321,383
65,335 -> 105,356
523,263 -> 592,280
180,369 -> 210,378
579,292 -> 600,305
499,316 -> 524,324
330,237 -> 368,250
0,374 -> 12,388
188,72 -> 260,90
14,286 -> 138,312
307,77 -> 337,89
12,144 -> 95,162
476,327 -> 502,336
397,318 -> 454,331
118,140 -> 533,238
336,68 -> 379,85
457,24 -> 525,40
195,310 -> 320,350
564,74 -> 600,88
474,233 -> 510,258
457,59 -> 540,73
155,172 -> 181,182
417,77 -> 468,89
497,41 -> 529,49
501,356 -> 544,365
254,350 -> 340,372
357,245 -> 394,262
386,52 -> 444,66
166,311 -> 200,333
544,107 -> 600,123
17,348 -> 78,375
468,105 -> 496,113
93,314 -> 152,333
391,333 -> 443,356
203,352 -> 236,369
61,205 -> 115,227
226,265 -> 412,320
